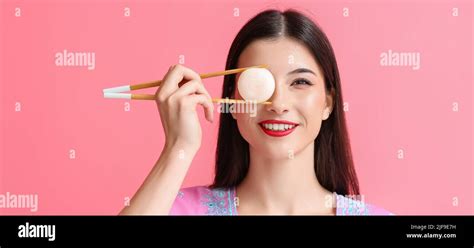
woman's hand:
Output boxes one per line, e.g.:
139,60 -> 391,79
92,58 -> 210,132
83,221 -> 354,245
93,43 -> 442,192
119,65 -> 214,215
155,64 -> 214,153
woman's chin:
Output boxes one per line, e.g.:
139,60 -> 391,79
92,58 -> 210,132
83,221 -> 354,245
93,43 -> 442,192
252,144 -> 300,160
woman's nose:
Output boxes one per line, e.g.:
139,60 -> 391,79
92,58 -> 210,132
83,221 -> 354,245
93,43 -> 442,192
265,84 -> 289,115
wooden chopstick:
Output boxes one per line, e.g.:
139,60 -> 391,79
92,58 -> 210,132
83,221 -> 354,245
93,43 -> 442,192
129,64 -> 268,91
128,93 -> 272,105
103,64 -> 272,105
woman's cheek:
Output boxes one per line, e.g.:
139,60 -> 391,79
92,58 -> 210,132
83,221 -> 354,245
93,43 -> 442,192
235,113 -> 257,139
295,90 -> 326,138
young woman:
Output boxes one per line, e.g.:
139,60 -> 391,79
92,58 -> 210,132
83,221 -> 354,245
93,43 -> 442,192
120,9 -> 392,215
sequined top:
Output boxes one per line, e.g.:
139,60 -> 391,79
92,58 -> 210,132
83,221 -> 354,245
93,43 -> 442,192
170,186 -> 393,215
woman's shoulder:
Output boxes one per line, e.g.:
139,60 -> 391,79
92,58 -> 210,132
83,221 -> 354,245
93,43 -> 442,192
335,194 -> 394,216
169,186 -> 237,215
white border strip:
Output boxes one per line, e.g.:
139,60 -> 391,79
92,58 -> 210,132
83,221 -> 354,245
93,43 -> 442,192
103,85 -> 131,93
103,93 -> 132,99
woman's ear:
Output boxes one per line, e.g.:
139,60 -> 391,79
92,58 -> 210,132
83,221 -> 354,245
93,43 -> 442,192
322,108 -> 331,120
322,90 -> 334,121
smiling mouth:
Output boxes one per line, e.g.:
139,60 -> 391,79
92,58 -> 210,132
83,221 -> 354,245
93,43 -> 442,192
258,120 -> 299,137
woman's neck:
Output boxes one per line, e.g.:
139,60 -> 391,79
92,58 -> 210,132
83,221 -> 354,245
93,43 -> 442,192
236,143 -> 335,215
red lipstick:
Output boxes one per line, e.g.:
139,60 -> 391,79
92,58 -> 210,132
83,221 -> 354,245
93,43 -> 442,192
258,120 -> 299,137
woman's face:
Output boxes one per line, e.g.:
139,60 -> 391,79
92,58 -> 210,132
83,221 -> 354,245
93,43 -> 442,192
233,37 -> 333,159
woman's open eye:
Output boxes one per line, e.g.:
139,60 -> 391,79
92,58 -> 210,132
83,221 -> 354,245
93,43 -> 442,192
291,78 -> 313,86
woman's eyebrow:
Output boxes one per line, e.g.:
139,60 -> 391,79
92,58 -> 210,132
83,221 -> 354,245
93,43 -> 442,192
287,68 -> 316,75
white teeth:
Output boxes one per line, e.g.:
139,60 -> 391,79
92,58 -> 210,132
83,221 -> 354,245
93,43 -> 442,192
262,123 -> 296,131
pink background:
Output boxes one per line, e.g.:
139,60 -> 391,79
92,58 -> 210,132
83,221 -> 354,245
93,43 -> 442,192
0,0 -> 472,215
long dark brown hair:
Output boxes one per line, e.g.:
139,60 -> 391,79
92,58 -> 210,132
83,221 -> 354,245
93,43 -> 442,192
212,9 -> 360,196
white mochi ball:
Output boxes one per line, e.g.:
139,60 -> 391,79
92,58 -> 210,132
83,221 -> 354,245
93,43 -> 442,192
237,68 -> 275,102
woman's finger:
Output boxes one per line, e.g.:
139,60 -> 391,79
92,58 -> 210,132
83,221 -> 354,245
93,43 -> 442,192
181,94 -> 214,123
157,65 -> 201,99
172,80 -> 212,102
